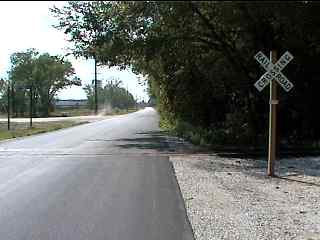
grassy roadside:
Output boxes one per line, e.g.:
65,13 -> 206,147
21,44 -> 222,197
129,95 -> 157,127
51,107 -> 139,117
159,118 -> 320,158
0,108 -> 140,141
0,121 -> 88,141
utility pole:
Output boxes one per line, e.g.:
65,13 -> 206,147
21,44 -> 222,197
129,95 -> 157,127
268,50 -> 278,177
7,84 -> 10,131
94,57 -> 98,115
126,84 -> 129,111
29,85 -> 33,128
11,83 -> 15,118
135,94 -> 138,110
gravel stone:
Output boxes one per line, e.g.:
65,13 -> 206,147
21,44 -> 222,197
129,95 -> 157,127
170,154 -> 320,240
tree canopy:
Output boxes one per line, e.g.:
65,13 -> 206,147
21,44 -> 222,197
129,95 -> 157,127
51,1 -> 320,147
6,48 -> 80,117
83,77 -> 136,112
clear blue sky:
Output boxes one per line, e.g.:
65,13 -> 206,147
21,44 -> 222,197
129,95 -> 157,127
0,1 -> 149,101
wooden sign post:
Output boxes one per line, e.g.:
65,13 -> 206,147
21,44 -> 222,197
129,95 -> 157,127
268,50 -> 277,176
254,50 -> 294,176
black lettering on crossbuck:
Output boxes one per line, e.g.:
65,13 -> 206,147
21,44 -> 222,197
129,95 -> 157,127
254,51 -> 294,92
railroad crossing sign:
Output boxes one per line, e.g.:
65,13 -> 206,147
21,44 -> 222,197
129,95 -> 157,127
254,51 -> 294,92
253,50 -> 295,177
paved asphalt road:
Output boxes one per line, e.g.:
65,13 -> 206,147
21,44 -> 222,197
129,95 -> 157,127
0,108 -> 194,240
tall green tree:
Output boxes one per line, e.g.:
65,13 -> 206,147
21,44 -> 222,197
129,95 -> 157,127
52,1 -> 320,146
83,77 -> 136,111
7,49 -> 81,117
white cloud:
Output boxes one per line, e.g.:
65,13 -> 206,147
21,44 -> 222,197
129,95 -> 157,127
0,1 -> 149,101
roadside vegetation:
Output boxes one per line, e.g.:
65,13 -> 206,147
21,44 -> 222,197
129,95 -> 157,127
0,50 -> 138,119
0,49 -> 80,117
0,121 -> 88,141
52,107 -> 138,117
51,2 -> 320,151
83,76 -> 137,113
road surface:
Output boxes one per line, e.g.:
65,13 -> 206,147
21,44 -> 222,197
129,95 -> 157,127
0,108 -> 194,240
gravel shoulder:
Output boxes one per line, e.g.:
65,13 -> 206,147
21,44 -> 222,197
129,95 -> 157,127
170,154 -> 320,240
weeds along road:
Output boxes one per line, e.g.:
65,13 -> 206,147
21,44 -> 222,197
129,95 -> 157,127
0,115 -> 111,123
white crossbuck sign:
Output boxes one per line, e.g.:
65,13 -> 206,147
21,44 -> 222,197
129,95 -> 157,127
254,51 -> 294,92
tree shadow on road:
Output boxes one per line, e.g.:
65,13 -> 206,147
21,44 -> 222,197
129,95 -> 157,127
114,130 -> 204,154
114,130 -> 320,186
114,130 -> 174,153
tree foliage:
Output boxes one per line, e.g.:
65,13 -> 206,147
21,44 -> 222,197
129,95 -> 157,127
52,1 -> 320,146
83,77 -> 136,111
6,49 -> 80,117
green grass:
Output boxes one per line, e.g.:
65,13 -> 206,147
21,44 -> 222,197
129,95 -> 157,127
0,121 -> 88,141
159,118 -> 320,158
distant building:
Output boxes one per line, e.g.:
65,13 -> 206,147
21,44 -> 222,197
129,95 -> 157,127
54,99 -> 88,108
